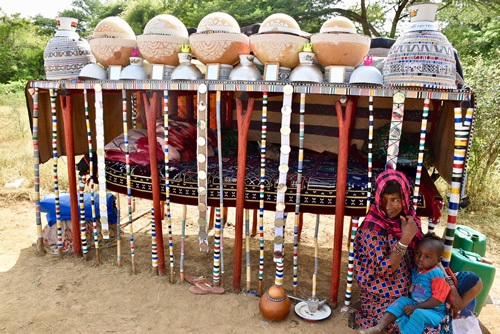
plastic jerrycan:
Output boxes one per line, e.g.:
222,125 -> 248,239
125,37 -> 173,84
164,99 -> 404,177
450,248 -> 496,315
453,225 -> 487,257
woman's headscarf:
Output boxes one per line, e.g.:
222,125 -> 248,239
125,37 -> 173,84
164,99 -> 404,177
360,168 -> 424,246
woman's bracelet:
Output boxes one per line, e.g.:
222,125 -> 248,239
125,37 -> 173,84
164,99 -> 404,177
393,242 -> 407,256
398,241 -> 409,249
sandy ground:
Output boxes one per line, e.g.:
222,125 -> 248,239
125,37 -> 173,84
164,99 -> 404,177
0,198 -> 498,334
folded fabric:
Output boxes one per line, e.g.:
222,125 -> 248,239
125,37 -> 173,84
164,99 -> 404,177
40,193 -> 117,227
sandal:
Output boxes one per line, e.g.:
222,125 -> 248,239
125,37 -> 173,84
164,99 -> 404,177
189,283 -> 225,295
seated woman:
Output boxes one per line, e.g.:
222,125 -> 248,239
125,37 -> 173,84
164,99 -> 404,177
353,168 -> 482,333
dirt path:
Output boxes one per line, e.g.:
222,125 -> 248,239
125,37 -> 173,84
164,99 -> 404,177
0,199 -> 498,333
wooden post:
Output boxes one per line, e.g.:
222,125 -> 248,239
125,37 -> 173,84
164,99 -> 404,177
60,92 -> 81,257
330,98 -> 356,307
233,96 -> 255,292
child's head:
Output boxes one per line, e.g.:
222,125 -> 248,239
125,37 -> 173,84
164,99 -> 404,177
414,233 -> 444,270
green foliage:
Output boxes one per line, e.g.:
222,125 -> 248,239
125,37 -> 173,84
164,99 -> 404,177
439,3 -> 500,60
461,57 -> 500,210
0,15 -> 48,83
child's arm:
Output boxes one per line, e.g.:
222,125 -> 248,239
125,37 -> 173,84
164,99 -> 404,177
404,275 -> 451,316
403,297 -> 442,316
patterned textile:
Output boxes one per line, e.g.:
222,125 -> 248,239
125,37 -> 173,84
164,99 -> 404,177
42,219 -> 116,255
354,229 -> 414,330
105,150 -> 438,217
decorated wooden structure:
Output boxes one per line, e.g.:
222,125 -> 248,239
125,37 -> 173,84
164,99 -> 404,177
26,79 -> 475,308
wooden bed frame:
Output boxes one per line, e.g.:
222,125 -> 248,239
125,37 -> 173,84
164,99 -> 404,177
26,80 -> 475,307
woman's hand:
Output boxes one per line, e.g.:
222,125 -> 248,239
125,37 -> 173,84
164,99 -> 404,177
400,215 -> 418,245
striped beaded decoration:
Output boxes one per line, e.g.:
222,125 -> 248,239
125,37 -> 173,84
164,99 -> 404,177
162,90 -> 175,282
273,85 -> 294,263
50,89 -> 63,256
31,88 -> 43,253
180,205 -> 187,280
78,175 -> 88,255
386,92 -> 406,169
292,93 -> 306,292
366,94 -> 374,210
412,97 -> 430,211
213,207 -> 222,285
94,84 -> 109,239
150,207 -> 158,269
197,84 -> 209,252
258,91 -> 268,293
121,89 -> 136,272
213,90 -> 224,286
245,208 -> 251,291
84,89 -> 99,256
442,104 -> 474,266
343,217 -> 359,307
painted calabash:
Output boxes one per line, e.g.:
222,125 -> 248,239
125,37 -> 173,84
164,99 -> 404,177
259,285 -> 291,321
189,12 -> 249,65
89,16 -> 137,67
137,14 -> 189,66
249,13 -> 309,69
310,16 -> 371,67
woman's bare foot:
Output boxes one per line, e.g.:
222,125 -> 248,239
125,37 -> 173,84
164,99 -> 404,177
359,326 -> 383,334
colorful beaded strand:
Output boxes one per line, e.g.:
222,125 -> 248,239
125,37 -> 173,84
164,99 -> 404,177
258,91 -> 268,295
214,90 -> 224,287
162,90 -> 175,282
78,174 -> 88,256
273,85 -> 294,285
31,88 -> 44,254
50,89 -> 63,257
121,89 -> 135,272
412,97 -> 430,211
292,93 -> 306,294
386,92 -> 406,168
94,84 -> 109,242
443,105 -> 473,266
84,89 -> 99,263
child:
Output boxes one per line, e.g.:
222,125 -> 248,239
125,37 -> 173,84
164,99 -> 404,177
360,233 -> 451,334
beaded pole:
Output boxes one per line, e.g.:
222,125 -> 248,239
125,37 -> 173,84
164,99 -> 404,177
245,208 -> 251,291
412,97 -> 430,211
213,206 -> 222,286
367,94 -> 374,210
150,206 -> 158,271
49,89 -> 63,258
78,174 -> 89,257
343,93 -> 373,308
442,104 -> 473,266
386,91 -> 406,168
258,91 -> 268,296
94,84 -> 110,242
292,92 -> 306,295
180,204 -> 187,282
273,84 -> 294,286
213,90 -> 224,287
83,89 -> 100,263
196,84 -> 209,252
116,192 -> 121,266
311,214 -> 320,301
162,90 -> 175,283
31,88 -> 44,254
121,89 -> 136,273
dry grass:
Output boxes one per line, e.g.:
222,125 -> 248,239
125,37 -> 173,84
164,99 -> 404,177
0,102 -> 69,203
